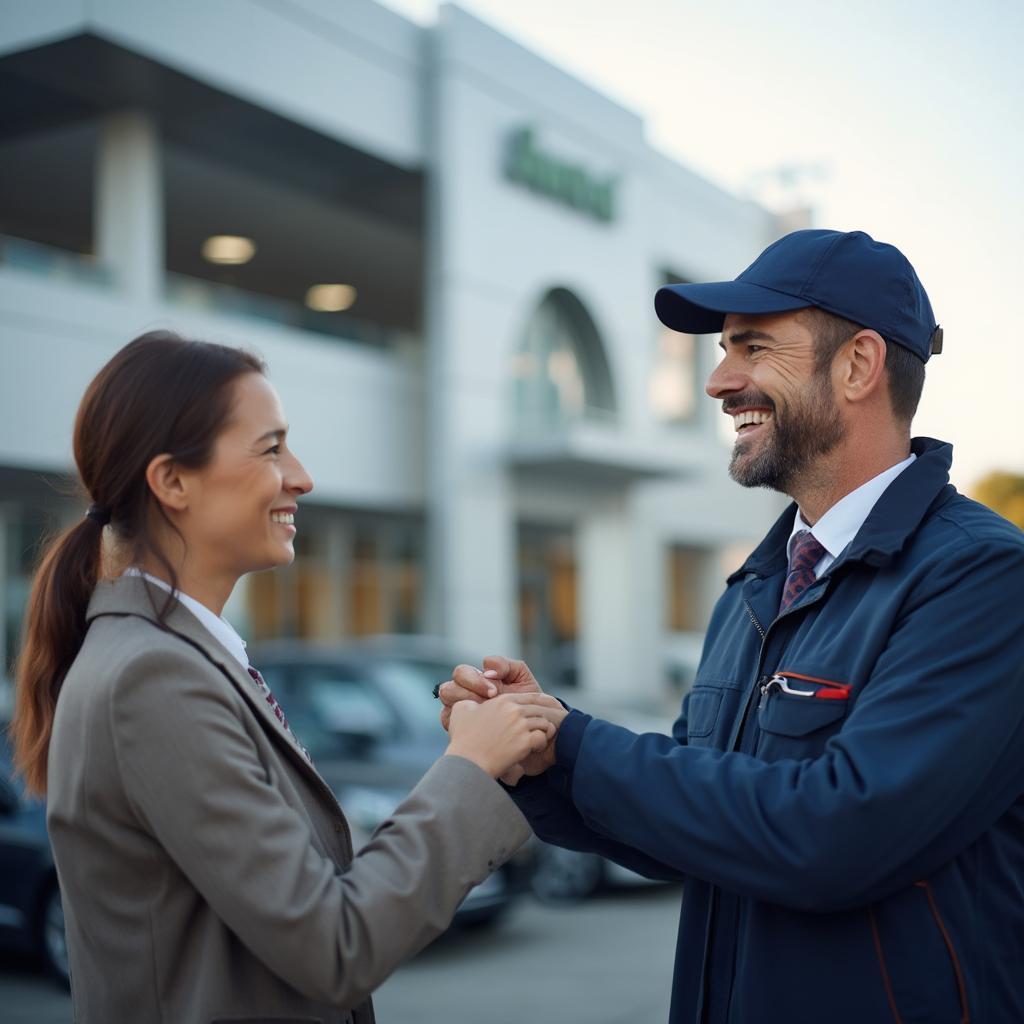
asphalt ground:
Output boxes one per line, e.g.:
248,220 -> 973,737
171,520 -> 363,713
0,884 -> 682,1024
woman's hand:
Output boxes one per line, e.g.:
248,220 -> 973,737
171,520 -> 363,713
444,692 -> 568,779
438,656 -> 544,731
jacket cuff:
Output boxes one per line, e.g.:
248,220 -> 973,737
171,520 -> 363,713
555,708 -> 591,767
547,708 -> 592,798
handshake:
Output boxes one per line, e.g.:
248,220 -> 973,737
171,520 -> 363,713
438,656 -> 567,785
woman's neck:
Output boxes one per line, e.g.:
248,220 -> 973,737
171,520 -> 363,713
133,558 -> 236,617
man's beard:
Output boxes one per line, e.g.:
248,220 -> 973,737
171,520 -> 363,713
727,374 -> 844,492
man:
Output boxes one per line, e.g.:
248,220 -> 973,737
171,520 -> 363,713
440,230 -> 1024,1023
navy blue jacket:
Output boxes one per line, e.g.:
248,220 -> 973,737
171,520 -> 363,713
510,438 -> 1024,1023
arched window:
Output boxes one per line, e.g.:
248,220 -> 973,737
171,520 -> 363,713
512,288 -> 616,429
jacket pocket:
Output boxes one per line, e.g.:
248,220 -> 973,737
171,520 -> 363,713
759,692 -> 848,737
758,669 -> 851,737
867,883 -> 970,1024
685,686 -> 725,739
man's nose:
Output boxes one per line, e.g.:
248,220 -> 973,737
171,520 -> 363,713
705,354 -> 747,400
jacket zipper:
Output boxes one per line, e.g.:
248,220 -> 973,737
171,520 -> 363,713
729,598 -> 770,753
697,598 -> 770,1024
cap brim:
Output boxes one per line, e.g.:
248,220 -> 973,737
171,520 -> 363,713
655,281 -> 810,334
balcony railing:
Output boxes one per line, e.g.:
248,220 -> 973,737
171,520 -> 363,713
165,273 -> 418,351
0,234 -> 113,288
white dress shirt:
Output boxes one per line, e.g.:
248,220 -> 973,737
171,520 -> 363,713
123,568 -> 250,670
787,453 -> 917,578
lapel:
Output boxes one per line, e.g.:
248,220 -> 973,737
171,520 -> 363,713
87,576 -> 344,813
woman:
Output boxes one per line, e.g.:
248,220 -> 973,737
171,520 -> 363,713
11,331 -> 561,1024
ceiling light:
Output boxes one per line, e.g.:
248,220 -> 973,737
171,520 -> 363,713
202,235 -> 256,265
305,284 -> 357,312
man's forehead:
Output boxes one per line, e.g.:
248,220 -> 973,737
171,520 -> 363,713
721,309 -> 809,334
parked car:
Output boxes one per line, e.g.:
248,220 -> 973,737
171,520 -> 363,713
252,637 -> 673,904
0,730 -> 68,985
249,636 -> 535,925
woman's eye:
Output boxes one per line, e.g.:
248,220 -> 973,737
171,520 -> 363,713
265,445 -> 281,456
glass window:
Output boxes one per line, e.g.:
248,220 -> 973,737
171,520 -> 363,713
375,660 -> 454,734
0,118 -> 108,287
163,136 -> 423,349
650,271 -> 700,424
303,674 -> 395,736
246,509 -> 424,643
665,544 -> 709,632
518,526 -> 578,688
513,288 -> 616,430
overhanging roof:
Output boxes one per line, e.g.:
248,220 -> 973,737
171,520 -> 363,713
509,422 -> 700,486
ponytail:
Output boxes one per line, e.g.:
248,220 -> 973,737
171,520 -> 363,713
12,515 -> 105,796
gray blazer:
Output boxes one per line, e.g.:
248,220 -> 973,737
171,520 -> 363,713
46,575 -> 530,1024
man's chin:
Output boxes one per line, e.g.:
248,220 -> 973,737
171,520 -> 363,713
728,441 -> 787,492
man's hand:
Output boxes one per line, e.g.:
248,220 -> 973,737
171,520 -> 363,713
438,656 -> 555,784
438,656 -> 543,731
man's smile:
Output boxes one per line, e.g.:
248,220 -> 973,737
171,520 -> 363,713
732,409 -> 773,435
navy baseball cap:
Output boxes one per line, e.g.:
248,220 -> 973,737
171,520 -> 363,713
655,229 -> 942,361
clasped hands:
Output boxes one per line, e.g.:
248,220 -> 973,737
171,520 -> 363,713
439,656 -> 566,785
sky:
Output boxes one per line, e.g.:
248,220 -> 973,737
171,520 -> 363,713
383,0 -> 1024,491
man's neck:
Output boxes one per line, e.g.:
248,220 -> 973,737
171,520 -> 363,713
791,434 -> 912,526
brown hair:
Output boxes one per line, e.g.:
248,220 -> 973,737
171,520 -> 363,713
798,307 -> 926,423
11,330 -> 265,795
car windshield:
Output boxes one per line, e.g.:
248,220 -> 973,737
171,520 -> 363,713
373,659 -> 456,735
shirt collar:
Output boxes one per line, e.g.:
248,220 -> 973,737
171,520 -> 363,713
122,568 -> 249,669
788,453 -> 917,563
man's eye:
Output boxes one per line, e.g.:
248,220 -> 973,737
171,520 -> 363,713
265,445 -> 281,456
747,345 -> 765,354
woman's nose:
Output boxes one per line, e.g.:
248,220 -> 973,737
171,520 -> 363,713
286,454 -> 314,496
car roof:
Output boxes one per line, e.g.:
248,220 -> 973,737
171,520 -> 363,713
247,636 -> 480,667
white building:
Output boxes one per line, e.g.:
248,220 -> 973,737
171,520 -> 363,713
0,0 -> 787,707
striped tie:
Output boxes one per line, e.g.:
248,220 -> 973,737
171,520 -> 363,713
247,665 -> 311,763
779,530 -> 826,614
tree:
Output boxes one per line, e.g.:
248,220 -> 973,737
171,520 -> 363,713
972,471 -> 1024,530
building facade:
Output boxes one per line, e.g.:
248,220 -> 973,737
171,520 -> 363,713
0,0 -> 787,706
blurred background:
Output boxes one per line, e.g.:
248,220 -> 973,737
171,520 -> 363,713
0,1 -> 1021,1021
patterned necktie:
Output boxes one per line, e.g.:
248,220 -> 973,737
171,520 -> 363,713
247,665 -> 312,763
779,530 -> 827,614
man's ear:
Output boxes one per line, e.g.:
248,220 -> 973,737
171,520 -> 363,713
837,329 -> 887,405
145,453 -> 190,513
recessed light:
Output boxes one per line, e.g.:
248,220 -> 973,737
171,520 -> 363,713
201,235 -> 256,265
305,284 -> 357,312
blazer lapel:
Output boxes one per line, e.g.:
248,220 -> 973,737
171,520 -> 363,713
87,577 -> 344,811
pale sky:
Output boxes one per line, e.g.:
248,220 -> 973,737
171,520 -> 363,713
384,0 -> 1024,491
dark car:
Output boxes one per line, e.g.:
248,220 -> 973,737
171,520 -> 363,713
249,636 -> 534,925
0,731 -> 68,985
251,638 -> 670,904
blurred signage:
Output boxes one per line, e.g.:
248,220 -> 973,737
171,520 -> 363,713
504,127 -> 616,223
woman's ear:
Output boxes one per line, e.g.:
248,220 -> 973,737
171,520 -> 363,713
145,454 -> 189,512
837,329 -> 887,405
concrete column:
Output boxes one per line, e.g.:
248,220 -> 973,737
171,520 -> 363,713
578,499 -> 662,704
423,31 -> 515,657
95,111 -> 163,303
